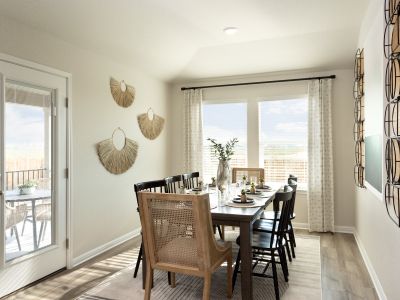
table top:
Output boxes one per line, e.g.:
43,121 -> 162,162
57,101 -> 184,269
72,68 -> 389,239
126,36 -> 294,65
209,185 -> 280,222
5,189 -> 52,202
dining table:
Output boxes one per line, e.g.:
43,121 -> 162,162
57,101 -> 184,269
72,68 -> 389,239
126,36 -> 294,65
5,189 -> 52,250
209,186 -> 278,300
141,184 -> 280,300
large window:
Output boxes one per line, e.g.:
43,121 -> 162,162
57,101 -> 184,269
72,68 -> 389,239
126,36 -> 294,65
202,97 -> 308,190
259,99 -> 308,188
202,102 -> 247,182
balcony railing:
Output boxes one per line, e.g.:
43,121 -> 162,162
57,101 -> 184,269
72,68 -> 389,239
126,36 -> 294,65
5,168 -> 48,191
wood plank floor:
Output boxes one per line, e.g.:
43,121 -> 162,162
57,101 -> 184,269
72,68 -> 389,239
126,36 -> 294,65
3,230 -> 379,300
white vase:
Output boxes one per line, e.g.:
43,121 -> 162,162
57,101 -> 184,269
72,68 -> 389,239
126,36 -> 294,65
217,159 -> 231,192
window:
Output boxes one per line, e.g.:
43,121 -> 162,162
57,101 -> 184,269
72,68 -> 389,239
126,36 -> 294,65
259,98 -> 308,188
202,103 -> 247,183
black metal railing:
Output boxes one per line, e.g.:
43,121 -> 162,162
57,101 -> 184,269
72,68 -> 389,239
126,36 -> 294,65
5,168 -> 47,190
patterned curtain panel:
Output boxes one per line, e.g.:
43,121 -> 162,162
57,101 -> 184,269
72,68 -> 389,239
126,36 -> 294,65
183,89 -> 203,175
307,79 -> 334,232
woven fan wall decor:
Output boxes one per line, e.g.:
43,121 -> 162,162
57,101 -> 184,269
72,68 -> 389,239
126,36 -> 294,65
109,77 -> 135,107
137,108 -> 165,140
97,128 -> 138,174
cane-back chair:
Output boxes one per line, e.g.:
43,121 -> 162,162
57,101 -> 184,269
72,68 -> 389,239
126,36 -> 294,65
139,192 -> 232,300
5,203 -> 27,251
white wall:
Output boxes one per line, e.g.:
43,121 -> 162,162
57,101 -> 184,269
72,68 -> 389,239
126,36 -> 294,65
169,68 -> 355,227
355,0 -> 400,299
0,17 -> 170,260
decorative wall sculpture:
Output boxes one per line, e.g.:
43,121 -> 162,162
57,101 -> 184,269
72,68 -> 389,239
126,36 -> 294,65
137,108 -> 165,140
384,0 -> 400,226
353,48 -> 365,188
97,127 -> 138,174
109,77 -> 135,107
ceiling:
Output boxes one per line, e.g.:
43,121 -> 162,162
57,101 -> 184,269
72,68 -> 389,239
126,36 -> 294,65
0,0 -> 369,82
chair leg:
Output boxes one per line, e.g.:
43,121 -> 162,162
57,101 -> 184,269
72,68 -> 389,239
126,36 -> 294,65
13,226 -> 21,251
289,220 -> 296,247
38,222 -> 44,248
144,264 -> 153,300
217,225 -> 224,240
202,273 -> 211,300
133,242 -> 143,278
226,253 -> 233,298
284,236 -> 292,262
22,218 -> 27,236
42,221 -> 48,241
271,250 -> 280,300
278,247 -> 289,282
232,250 -> 241,291
289,232 -> 296,258
170,272 -> 176,288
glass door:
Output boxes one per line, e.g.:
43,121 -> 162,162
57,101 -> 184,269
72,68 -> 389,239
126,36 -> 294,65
0,59 -> 68,297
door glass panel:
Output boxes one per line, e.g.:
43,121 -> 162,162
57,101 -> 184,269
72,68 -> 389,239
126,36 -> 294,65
4,81 -> 53,261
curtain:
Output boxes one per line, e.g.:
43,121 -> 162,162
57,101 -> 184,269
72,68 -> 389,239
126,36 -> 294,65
183,89 -> 203,175
307,79 -> 334,232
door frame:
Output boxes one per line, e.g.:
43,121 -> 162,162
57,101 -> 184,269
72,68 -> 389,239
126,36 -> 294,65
0,53 -> 74,269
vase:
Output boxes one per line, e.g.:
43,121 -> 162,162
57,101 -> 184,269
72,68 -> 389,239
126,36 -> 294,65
217,159 -> 230,192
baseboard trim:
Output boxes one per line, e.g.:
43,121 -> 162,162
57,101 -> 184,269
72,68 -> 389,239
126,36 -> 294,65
292,222 -> 309,229
353,230 -> 387,300
334,225 -> 354,234
71,228 -> 141,268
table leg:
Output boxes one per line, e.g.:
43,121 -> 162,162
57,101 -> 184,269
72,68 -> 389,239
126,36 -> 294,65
31,200 -> 38,250
240,221 -> 253,300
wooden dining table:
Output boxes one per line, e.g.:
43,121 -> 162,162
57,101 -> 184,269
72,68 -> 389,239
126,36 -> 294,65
209,188 -> 278,300
141,185 -> 279,300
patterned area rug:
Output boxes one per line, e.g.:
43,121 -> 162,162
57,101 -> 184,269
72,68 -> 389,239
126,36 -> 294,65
79,232 -> 321,300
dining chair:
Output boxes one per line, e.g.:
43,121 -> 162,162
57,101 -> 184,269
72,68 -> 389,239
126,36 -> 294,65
36,202 -> 52,247
232,187 -> 293,300
231,167 -> 265,184
5,203 -> 27,251
133,180 -> 167,280
165,175 -> 183,193
139,192 -> 232,300
257,176 -> 298,259
182,171 -> 200,189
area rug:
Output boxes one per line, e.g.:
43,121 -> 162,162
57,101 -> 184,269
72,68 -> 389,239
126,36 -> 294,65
79,232 -> 321,300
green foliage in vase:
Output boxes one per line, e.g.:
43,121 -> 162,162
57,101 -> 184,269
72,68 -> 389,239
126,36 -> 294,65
207,137 -> 239,161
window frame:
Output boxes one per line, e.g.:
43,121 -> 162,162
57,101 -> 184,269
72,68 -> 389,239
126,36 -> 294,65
202,93 -> 308,191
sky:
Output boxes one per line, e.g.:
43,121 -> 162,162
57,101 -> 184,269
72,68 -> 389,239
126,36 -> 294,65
5,103 -> 46,161
203,98 -> 308,145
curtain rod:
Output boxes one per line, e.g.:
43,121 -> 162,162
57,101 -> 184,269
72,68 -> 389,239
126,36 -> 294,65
181,74 -> 336,91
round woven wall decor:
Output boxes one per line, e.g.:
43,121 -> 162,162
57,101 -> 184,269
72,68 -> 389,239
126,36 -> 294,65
97,127 -> 138,174
109,77 -> 135,108
137,108 -> 165,140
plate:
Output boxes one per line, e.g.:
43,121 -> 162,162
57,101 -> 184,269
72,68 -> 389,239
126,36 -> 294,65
245,190 -> 262,195
232,198 -> 255,204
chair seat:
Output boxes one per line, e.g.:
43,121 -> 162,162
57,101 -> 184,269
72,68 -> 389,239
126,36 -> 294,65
236,231 -> 285,250
260,210 -> 296,220
158,237 -> 198,267
253,219 -> 292,233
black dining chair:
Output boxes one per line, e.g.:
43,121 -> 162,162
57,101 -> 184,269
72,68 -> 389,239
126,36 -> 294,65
182,172 -> 200,189
257,175 -> 298,259
165,175 -> 183,193
133,180 -> 167,281
232,187 -> 293,300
